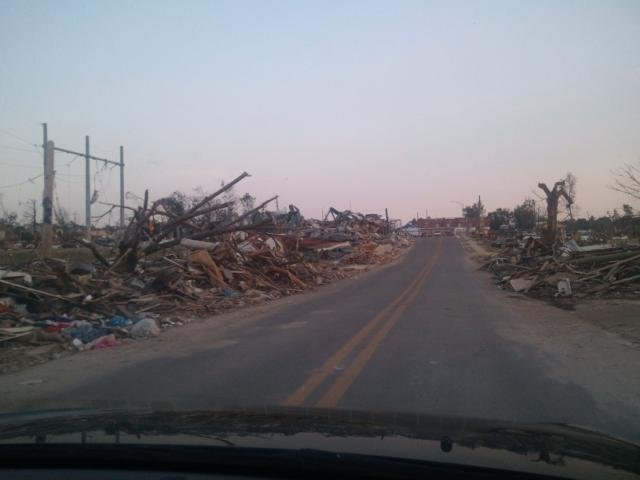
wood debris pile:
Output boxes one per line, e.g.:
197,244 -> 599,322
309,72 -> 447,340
483,244 -> 640,299
0,172 -> 412,370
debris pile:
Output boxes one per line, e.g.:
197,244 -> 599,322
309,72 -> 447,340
0,172 -> 412,372
484,243 -> 640,299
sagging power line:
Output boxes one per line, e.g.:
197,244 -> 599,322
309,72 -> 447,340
0,174 -> 43,189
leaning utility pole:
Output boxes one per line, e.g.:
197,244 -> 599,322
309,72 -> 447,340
40,138 -> 55,257
85,136 -> 91,239
119,145 -> 125,228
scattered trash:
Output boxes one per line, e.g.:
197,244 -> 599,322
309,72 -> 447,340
557,278 -> 572,297
0,270 -> 33,285
64,322 -> 106,344
88,334 -> 118,349
130,318 -> 160,338
509,278 -> 535,292
0,172 -> 413,372
107,316 -> 132,327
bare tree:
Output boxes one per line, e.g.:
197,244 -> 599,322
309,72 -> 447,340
239,193 -> 255,213
611,163 -> 640,200
561,172 -> 577,219
22,198 -> 37,233
538,177 -> 573,245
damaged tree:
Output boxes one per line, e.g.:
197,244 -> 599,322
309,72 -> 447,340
611,162 -> 640,201
113,172 -> 284,271
537,179 -> 573,246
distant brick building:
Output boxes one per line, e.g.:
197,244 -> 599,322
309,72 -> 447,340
414,217 -> 486,235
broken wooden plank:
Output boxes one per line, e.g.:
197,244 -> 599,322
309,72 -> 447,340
0,279 -> 75,302
189,249 -> 227,287
179,238 -> 220,250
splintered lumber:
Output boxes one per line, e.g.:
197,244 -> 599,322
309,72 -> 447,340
162,256 -> 189,271
188,250 -> 226,287
153,200 -> 235,243
145,196 -> 280,255
565,250 -> 639,266
0,279 -> 75,302
80,239 -> 111,267
264,266 -> 307,290
150,171 -> 250,244
180,238 -> 220,250
108,248 -> 132,272
186,196 -> 279,242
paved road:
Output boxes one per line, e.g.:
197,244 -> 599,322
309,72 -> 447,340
4,237 -> 640,441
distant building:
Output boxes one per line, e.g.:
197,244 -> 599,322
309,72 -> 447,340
415,217 -> 473,236
411,217 -> 488,236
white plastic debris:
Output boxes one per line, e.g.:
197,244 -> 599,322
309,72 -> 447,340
557,278 -> 572,297
130,318 -> 160,338
509,278 -> 535,292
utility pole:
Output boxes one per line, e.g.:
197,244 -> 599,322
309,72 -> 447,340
119,145 -> 125,228
42,124 -> 124,237
40,140 -> 54,257
385,208 -> 390,234
42,123 -> 47,169
85,136 -> 91,239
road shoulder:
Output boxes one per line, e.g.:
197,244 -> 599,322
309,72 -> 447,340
458,237 -> 640,439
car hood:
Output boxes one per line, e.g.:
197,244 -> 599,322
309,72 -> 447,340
0,406 -> 638,479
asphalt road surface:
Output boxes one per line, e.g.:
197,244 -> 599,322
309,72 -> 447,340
3,237 -> 640,441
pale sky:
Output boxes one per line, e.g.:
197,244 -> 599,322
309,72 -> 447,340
1,0 -> 639,224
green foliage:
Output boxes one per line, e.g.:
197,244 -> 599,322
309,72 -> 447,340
463,198 -> 485,220
565,208 -> 640,239
487,208 -> 512,231
513,199 -> 536,231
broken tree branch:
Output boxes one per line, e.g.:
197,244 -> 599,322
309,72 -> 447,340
80,239 -> 111,268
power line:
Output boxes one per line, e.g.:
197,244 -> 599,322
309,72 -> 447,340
0,128 -> 37,147
0,144 -> 42,155
0,161 -> 41,169
0,173 -> 43,189
64,154 -> 83,167
55,176 -> 82,184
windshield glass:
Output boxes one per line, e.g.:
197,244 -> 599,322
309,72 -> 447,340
1,0 -> 639,474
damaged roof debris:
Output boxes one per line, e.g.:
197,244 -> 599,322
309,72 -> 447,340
0,172 -> 413,372
482,238 -> 640,302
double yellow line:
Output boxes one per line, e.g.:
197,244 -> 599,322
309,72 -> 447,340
282,237 -> 443,408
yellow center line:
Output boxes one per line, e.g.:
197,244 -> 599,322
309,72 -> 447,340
281,238 -> 443,407
315,238 -> 443,407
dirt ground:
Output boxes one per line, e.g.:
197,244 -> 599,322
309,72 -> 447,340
0,246 -> 112,267
460,233 -> 640,347
574,299 -> 640,347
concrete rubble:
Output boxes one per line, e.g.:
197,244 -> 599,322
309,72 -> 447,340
0,172 -> 412,372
